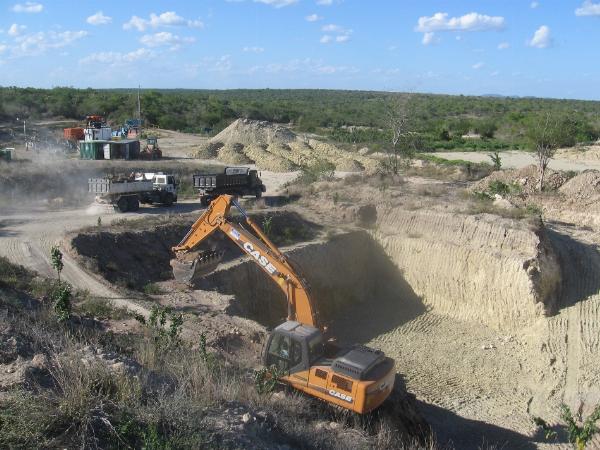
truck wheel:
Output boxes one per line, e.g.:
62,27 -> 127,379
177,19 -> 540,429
163,193 -> 174,207
255,189 -> 262,199
128,197 -> 140,212
116,197 -> 129,213
200,196 -> 210,207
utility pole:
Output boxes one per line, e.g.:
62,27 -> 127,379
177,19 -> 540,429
137,85 -> 142,138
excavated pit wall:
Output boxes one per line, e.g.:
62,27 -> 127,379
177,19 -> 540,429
200,211 -> 561,334
372,208 -> 562,330
196,231 -> 424,339
70,208 -> 562,333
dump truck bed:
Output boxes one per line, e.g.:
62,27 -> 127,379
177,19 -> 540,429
88,178 -> 153,195
193,173 -> 250,190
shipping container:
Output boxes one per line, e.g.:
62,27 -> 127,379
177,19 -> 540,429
79,141 -> 105,160
63,128 -> 84,140
84,126 -> 112,142
0,148 -> 13,162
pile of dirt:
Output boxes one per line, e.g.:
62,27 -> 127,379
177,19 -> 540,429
211,119 -> 296,146
471,165 -> 566,195
196,119 -> 379,173
559,170 -> 600,202
555,143 -> 600,160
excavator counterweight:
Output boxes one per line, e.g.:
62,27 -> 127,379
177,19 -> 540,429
170,194 -> 395,413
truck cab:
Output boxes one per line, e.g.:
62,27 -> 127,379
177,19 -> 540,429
135,172 -> 178,206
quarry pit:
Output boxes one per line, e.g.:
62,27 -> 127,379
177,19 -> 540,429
67,193 -> 579,448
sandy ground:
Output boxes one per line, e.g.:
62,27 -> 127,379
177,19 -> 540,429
150,128 -> 209,159
435,149 -> 600,171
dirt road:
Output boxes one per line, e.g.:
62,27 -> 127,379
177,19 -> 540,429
0,202 -> 207,317
435,150 -> 600,171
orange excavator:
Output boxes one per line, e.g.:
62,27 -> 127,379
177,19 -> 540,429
170,195 -> 395,414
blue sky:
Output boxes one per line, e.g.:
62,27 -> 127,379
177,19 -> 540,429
1,0 -> 599,99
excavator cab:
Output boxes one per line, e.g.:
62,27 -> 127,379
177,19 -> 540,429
263,321 -> 395,413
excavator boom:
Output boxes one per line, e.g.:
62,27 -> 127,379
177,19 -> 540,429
171,195 -> 319,327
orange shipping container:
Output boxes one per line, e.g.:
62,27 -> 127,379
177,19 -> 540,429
64,128 -> 84,140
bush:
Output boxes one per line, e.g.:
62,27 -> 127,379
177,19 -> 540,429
143,283 -> 162,295
50,281 -> 72,322
297,159 -> 336,184
487,180 -> 511,196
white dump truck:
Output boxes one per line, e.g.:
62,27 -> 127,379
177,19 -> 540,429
88,172 -> 178,212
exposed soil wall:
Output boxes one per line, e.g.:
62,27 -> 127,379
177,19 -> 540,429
197,231 -> 424,341
372,208 -> 562,330
70,207 -> 561,332
70,211 -> 321,290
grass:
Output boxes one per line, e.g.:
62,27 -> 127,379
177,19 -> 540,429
143,282 -> 162,295
74,296 -> 133,321
466,195 -> 542,220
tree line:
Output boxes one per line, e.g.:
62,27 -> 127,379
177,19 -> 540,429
1,86 -> 599,150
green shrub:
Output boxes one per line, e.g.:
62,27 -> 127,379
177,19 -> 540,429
297,159 -> 336,184
143,283 -> 162,295
254,365 -> 284,396
50,282 -> 72,322
487,180 -> 511,196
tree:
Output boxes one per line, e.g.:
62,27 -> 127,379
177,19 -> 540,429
385,95 -> 420,174
50,245 -> 63,282
527,114 -> 570,192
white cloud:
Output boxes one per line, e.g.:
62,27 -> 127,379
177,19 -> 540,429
305,13 -> 322,22
140,32 -> 195,49
87,11 -> 112,26
80,48 -> 154,65
123,11 -> 203,32
416,12 -> 505,33
11,2 -> 43,13
12,30 -> 87,56
531,1 -> 540,8
255,58 -> 357,76
472,62 -> 485,69
316,0 -> 333,5
322,24 -> 343,32
243,46 -> 264,52
253,0 -> 298,7
8,23 -> 26,37
575,1 -> 600,16
0,44 -> 7,54
320,23 -> 352,42
498,41 -> 510,50
422,32 -> 438,45
490,71 -> 499,76
527,25 -> 552,48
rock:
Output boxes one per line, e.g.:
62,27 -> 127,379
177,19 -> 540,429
30,353 -> 47,370
241,413 -> 252,423
493,196 -> 515,209
356,204 -> 377,227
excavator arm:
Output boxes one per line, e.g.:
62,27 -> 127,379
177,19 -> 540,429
171,195 -> 319,328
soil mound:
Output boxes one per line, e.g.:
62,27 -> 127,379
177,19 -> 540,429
559,170 -> 600,202
197,119 -> 379,173
472,165 -> 566,194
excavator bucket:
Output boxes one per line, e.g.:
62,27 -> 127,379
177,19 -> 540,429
170,250 -> 225,285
